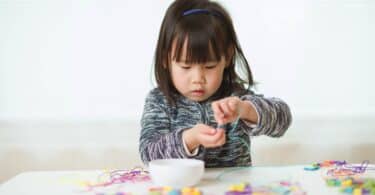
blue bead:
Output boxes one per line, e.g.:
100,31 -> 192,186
168,189 -> 180,195
304,166 -> 319,171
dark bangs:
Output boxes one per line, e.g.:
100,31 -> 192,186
171,13 -> 230,64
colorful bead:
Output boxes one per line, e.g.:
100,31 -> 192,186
304,163 -> 320,171
148,186 -> 202,195
168,189 -> 180,195
353,188 -> 362,195
226,182 -> 307,195
226,183 -> 252,194
163,186 -> 173,192
326,178 -> 341,187
341,186 -> 353,193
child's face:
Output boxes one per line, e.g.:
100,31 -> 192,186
169,42 -> 227,102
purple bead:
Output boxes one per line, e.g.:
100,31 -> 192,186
334,160 -> 347,166
244,186 -> 252,193
362,188 -> 370,195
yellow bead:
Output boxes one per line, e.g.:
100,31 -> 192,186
191,188 -> 199,192
237,183 -> 245,191
181,187 -> 192,193
290,186 -> 299,191
233,186 -> 243,191
341,179 -> 352,187
192,190 -> 201,195
353,188 -> 362,195
163,186 -> 172,192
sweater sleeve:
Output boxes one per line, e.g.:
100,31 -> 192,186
240,92 -> 292,137
139,91 -> 191,164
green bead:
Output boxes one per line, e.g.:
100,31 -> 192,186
326,179 -> 336,187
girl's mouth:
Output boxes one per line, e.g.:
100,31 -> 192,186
192,90 -> 205,96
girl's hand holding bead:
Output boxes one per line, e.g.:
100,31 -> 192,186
211,96 -> 242,125
182,124 -> 226,152
212,97 -> 259,126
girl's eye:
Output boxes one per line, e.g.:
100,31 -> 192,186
181,66 -> 191,69
205,65 -> 217,69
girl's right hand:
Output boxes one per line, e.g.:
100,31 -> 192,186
182,124 -> 226,152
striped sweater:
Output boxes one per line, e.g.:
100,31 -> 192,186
139,88 -> 292,167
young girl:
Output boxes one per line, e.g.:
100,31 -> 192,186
139,0 -> 292,167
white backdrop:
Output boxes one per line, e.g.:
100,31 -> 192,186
1,0 -> 375,185
0,0 -> 374,121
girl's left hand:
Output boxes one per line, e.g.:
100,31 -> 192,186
211,96 -> 243,125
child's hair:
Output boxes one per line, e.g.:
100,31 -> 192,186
154,0 -> 254,105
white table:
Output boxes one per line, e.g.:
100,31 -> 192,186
1,165 -> 374,195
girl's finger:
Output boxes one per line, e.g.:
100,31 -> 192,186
212,101 -> 225,124
216,129 -> 225,141
218,132 -> 226,145
220,101 -> 233,117
200,126 -> 216,135
214,129 -> 226,146
200,135 -> 215,146
228,99 -> 238,112
202,128 -> 224,144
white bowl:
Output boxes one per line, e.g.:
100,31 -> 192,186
149,158 -> 205,187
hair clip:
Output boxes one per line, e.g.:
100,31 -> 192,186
182,8 -> 220,17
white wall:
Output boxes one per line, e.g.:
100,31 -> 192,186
226,0 -> 375,117
1,0 -> 374,121
0,1 -> 168,121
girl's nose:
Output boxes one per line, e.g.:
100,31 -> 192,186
192,67 -> 206,84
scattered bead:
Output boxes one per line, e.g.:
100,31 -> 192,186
149,186 -> 202,195
324,177 -> 375,195
225,182 -> 306,195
